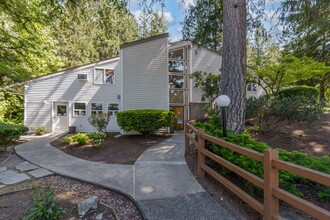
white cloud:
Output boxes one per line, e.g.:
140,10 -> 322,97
133,10 -> 175,26
162,11 -> 175,25
176,0 -> 195,10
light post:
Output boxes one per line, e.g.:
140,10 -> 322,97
216,95 -> 231,137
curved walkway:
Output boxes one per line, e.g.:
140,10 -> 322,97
15,132 -> 234,220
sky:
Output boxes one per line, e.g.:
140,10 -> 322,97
127,0 -> 284,42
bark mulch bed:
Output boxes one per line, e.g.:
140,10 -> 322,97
0,175 -> 143,220
51,133 -> 171,164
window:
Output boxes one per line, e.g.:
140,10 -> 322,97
57,105 -> 67,116
169,75 -> 184,89
168,61 -> 184,73
169,49 -> 184,60
73,102 -> 86,116
169,90 -> 184,104
247,83 -> 257,92
91,103 -> 103,115
94,68 -> 115,85
108,103 -> 119,117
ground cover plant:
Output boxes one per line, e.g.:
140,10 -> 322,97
0,123 -> 28,151
193,116 -> 330,200
34,126 -> 45,136
63,131 -> 106,147
117,109 -> 174,135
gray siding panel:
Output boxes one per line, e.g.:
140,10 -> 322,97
191,46 -> 222,103
122,36 -> 168,110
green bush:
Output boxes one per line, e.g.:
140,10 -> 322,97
194,117 -> 330,199
88,113 -> 110,132
245,96 -> 323,130
0,123 -> 28,150
87,131 -> 106,147
63,136 -> 73,144
117,109 -> 174,135
72,133 -> 89,145
278,86 -> 319,99
24,192 -> 65,220
35,126 -> 46,136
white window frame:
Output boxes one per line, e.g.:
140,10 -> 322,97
73,102 -> 87,117
90,102 -> 103,115
107,103 -> 119,117
94,68 -> 115,85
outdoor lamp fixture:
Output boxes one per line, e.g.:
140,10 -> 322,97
216,95 -> 231,137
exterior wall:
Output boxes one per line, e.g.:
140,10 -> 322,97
25,58 -> 121,132
189,103 -> 208,120
122,36 -> 168,111
190,46 -> 222,103
246,84 -> 267,99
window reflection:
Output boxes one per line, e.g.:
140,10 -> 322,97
169,90 -> 184,104
169,61 -> 184,73
169,75 -> 184,89
169,49 -> 184,59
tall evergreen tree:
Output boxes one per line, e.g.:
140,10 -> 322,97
52,0 -> 138,68
137,0 -> 167,38
182,0 -> 223,51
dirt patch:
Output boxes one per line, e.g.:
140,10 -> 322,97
249,113 -> 330,157
51,133 -> 170,164
0,175 -> 143,220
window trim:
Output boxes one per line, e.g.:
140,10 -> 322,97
90,102 -> 103,115
73,102 -> 87,117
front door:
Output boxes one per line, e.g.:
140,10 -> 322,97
170,106 -> 184,130
53,102 -> 69,131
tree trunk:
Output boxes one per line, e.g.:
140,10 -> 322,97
220,0 -> 247,134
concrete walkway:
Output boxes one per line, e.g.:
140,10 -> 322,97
15,132 -> 234,220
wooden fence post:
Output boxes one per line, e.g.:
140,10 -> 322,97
264,149 -> 279,220
197,128 -> 205,179
184,120 -> 190,156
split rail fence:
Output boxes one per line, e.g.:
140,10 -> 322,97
185,122 -> 330,220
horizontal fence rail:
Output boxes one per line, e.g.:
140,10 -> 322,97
185,122 -> 330,220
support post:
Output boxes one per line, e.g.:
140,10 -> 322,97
221,107 -> 227,137
264,149 -> 279,220
197,128 -> 206,179
184,120 -> 190,156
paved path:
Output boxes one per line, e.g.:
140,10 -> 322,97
15,132 -> 234,220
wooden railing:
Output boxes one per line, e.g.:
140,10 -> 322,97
185,122 -> 330,220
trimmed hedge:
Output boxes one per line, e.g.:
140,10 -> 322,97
0,123 -> 28,150
193,117 -> 330,199
117,109 -> 174,135
278,86 -> 319,99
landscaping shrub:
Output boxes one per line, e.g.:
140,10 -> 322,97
87,131 -> 106,147
24,192 -> 65,220
193,117 -> 330,199
278,86 -> 319,99
63,135 -> 73,144
88,113 -> 110,132
72,133 -> 89,145
35,126 -> 46,136
0,123 -> 28,151
117,109 -> 174,135
245,96 -> 323,130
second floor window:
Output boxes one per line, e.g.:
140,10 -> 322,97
94,68 -> 115,85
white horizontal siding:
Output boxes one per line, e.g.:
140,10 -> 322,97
122,36 -> 168,110
25,102 -> 52,132
25,59 -> 122,132
191,46 -> 222,103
